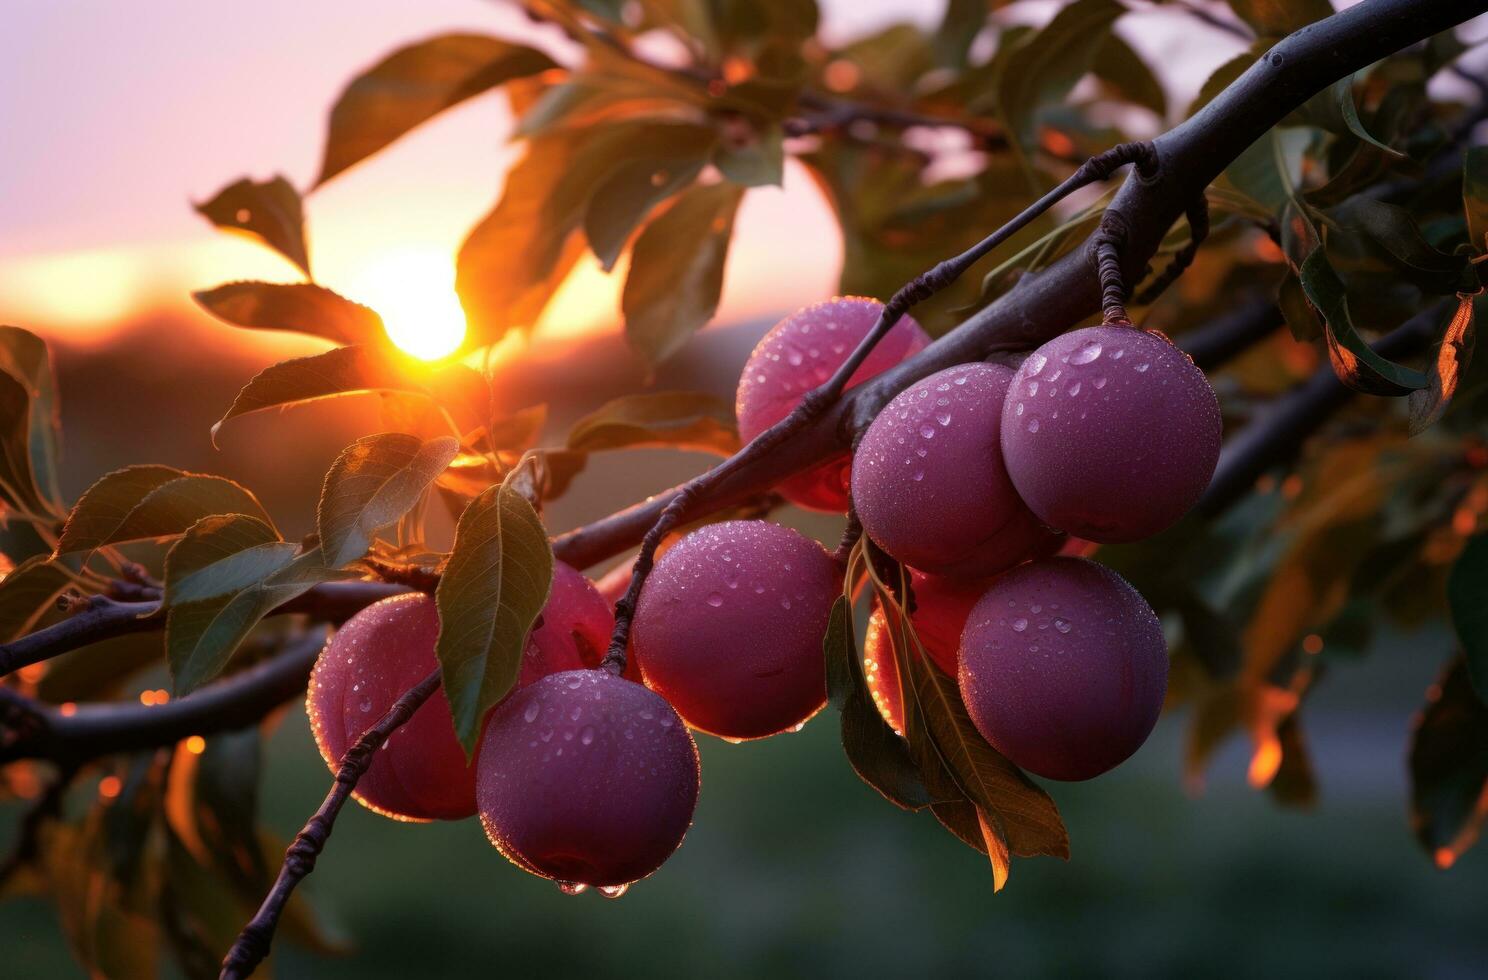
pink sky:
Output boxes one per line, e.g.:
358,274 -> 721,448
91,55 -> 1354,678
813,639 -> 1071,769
0,1 -> 1249,350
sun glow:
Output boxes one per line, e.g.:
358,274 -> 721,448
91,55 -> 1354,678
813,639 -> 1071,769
345,247 -> 467,361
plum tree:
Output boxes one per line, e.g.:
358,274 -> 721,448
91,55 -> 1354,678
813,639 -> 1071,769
1000,325 -> 1222,543
736,296 -> 929,512
308,562 -> 614,821
631,519 -> 838,739
852,363 -> 1063,577
862,570 -> 986,733
476,669 -> 700,890
958,557 -> 1168,781
307,592 -> 476,821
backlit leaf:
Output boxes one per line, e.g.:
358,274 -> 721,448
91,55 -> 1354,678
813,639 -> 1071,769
1299,248 -> 1427,396
582,125 -> 716,270
1409,294 -> 1476,434
316,34 -> 557,185
566,391 -> 739,456
1329,198 -> 1471,296
0,555 -> 73,643
435,479 -> 553,756
56,466 -> 274,557
162,514 -> 291,606
622,181 -> 744,366
317,432 -> 459,567
193,281 -> 385,348
1409,656 -> 1488,868
0,368 -> 46,515
0,325 -> 62,507
192,175 -> 310,276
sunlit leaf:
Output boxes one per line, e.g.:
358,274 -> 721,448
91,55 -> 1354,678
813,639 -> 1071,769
316,34 -> 557,185
317,432 -> 459,567
193,281 -> 385,348
212,345 -> 431,442
1409,656 -> 1488,868
622,181 -> 744,366
192,175 -> 311,276
1299,248 -> 1427,396
162,514 -> 291,606
823,596 -> 935,810
1409,294 -> 1476,434
435,480 -> 553,755
566,390 -> 739,455
0,325 -> 62,507
0,554 -> 72,643
1448,533 -> 1488,703
45,820 -> 161,980
167,551 -> 345,694
56,466 -> 274,557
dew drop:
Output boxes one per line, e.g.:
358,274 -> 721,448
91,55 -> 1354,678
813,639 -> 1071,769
1015,402 -> 1025,417
1011,618 -> 1028,632
1068,381 -> 1081,396
780,597 -> 792,610
556,881 -> 588,896
1027,380 -> 1040,396
1027,418 -> 1040,433
523,702 -> 540,723
706,592 -> 724,608
1135,362 -> 1150,373
936,413 -> 951,426
954,375 -> 968,385
1026,352 -> 1048,376
912,469 -> 925,482
580,726 -> 595,746
358,697 -> 372,713
1093,376 -> 1108,389
1054,618 -> 1072,634
599,884 -> 630,900
1069,340 -> 1103,365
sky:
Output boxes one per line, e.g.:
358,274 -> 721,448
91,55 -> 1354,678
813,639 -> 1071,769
0,0 -> 1251,354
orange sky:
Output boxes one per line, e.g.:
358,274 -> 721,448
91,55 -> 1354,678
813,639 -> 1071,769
0,0 -> 1251,358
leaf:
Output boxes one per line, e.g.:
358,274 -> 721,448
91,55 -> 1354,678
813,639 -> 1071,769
1222,127 -> 1309,217
212,345 -> 430,442
994,0 -> 1125,182
316,34 -> 557,185
167,552 -> 343,694
582,125 -> 716,270
56,466 -> 274,557
823,596 -> 936,810
901,645 -> 1070,860
457,123 -> 715,348
622,181 -> 744,366
1090,31 -> 1166,116
1298,248 -> 1428,396
162,515 -> 293,606
1329,198 -> 1471,296
1224,0 -> 1332,38
566,391 -> 739,455
1448,533 -> 1488,704
0,367 -> 47,515
1465,147 -> 1488,256
932,0 -> 988,70
1409,656 -> 1488,868
1409,294 -> 1476,434
0,555 -> 73,643
1187,50 -> 1254,118
192,175 -> 310,276
0,325 -> 62,507
192,281 -> 385,347
711,123 -> 784,188
317,433 -> 459,567
435,480 -> 553,755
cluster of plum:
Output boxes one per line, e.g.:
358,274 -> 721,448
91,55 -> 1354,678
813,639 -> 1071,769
306,296 -> 1221,894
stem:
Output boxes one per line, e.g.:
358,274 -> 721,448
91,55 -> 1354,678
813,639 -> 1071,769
218,668 -> 442,980
596,139 -> 1161,675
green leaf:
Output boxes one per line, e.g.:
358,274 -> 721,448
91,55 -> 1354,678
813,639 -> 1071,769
932,0 -> 989,70
0,325 -> 62,507
162,514 -> 293,606
1224,0 -> 1332,38
1409,294 -> 1476,435
167,553 -> 342,694
1328,198 -> 1471,295
435,480 -> 553,756
823,596 -> 935,810
317,432 -> 459,567
994,0 -> 1125,183
192,175 -> 311,276
1408,656 -> 1488,868
1448,534 -> 1488,703
1464,147 -> 1488,256
622,181 -> 744,366
316,34 -> 557,185
582,125 -> 716,270
1090,31 -> 1166,116
1328,77 -> 1404,160
1298,247 -> 1428,396
566,391 -> 739,455
711,123 -> 784,188
56,466 -> 274,557
1222,127 -> 1309,217
192,281 -> 385,348
0,366 -> 47,516
0,555 -> 73,642
212,345 -> 430,442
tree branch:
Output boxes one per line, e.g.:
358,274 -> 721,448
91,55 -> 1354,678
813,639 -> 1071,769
218,668 -> 442,980
552,0 -> 1485,572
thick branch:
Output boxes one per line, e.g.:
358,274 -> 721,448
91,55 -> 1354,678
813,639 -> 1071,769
552,0 -> 1484,571
0,581 -> 407,678
219,668 -> 442,980
0,630 -> 329,766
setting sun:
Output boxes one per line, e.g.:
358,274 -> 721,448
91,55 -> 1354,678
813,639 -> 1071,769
346,247 -> 467,360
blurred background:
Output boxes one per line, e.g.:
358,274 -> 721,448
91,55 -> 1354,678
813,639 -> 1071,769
3,0 -> 1487,976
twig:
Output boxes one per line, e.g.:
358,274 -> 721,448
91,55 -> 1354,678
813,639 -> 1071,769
218,668 -> 442,980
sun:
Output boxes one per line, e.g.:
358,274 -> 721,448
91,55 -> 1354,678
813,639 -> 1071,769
346,247 -> 467,360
